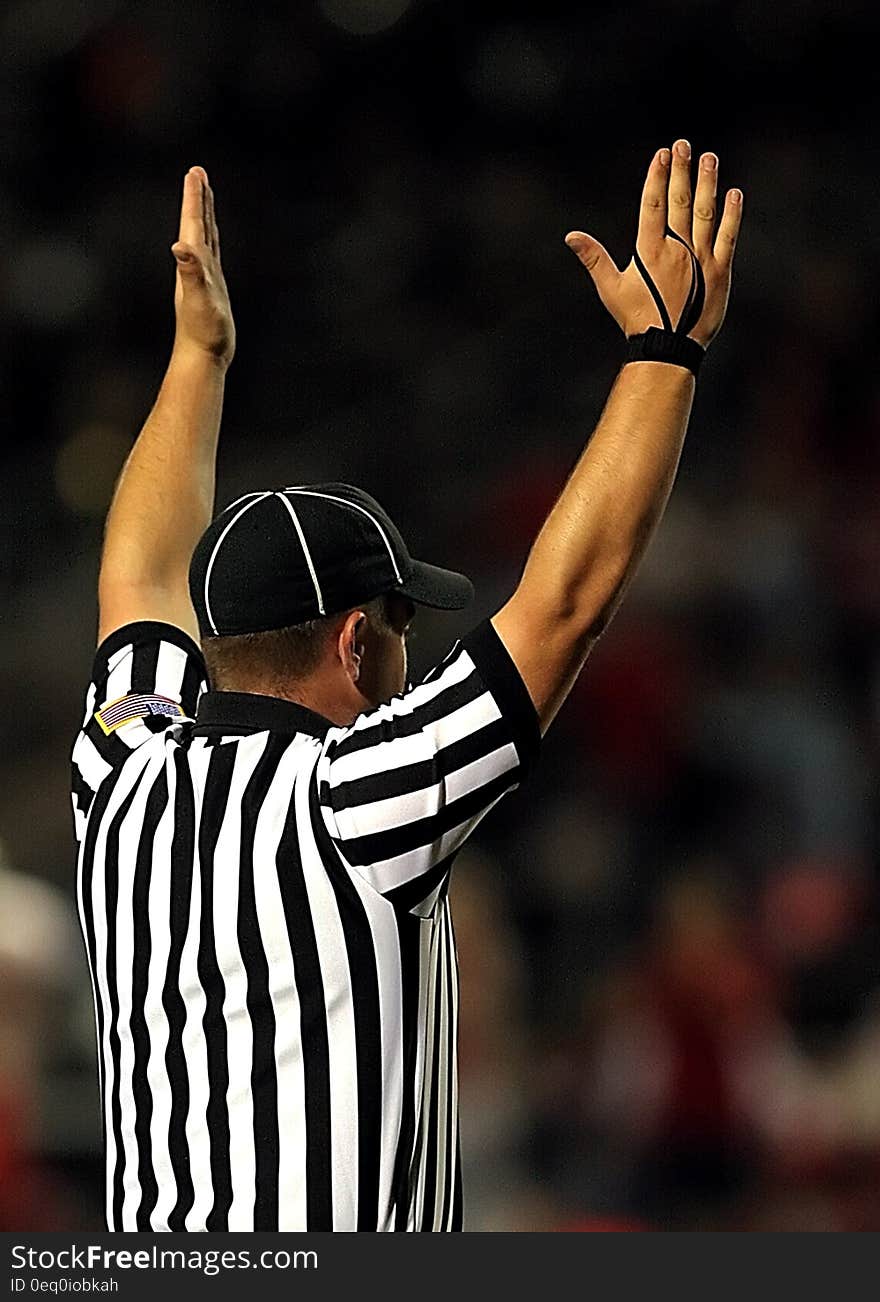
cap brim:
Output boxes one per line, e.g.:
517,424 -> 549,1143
396,559 -> 474,611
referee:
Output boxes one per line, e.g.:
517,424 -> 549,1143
72,142 -> 742,1231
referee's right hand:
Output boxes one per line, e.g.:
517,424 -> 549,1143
171,166 -> 236,369
565,140 -> 742,348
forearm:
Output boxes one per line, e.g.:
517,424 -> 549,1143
98,345 -> 226,638
95,166 -> 234,646
493,361 -> 694,729
522,360 -> 693,627
491,141 -> 739,732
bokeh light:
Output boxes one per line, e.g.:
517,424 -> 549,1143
54,423 -> 130,517
318,0 -> 412,37
6,240 -> 100,329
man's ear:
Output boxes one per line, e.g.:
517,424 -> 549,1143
338,610 -> 366,682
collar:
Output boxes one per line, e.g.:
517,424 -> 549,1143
193,691 -> 333,739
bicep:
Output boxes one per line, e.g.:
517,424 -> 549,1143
491,593 -> 599,736
97,575 -> 199,648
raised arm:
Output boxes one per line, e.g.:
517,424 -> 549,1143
97,167 -> 235,646
492,140 -> 743,732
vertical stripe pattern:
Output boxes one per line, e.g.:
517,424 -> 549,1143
71,618 -> 539,1231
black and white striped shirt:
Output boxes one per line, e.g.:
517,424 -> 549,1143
71,618 -> 539,1231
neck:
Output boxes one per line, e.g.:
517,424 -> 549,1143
223,674 -> 363,728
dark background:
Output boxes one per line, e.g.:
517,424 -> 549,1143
2,0 -> 880,1231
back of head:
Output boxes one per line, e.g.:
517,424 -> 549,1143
189,483 -> 472,720
201,596 -> 390,699
188,484 -> 471,641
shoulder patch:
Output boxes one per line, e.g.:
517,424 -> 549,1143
95,693 -> 186,736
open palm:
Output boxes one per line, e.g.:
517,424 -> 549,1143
566,140 -> 743,349
172,166 -> 236,367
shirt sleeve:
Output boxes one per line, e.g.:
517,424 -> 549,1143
71,621 -> 207,836
316,619 -> 540,906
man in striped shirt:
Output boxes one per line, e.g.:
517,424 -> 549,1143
72,143 -> 742,1230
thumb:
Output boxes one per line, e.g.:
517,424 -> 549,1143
564,231 -> 619,299
171,241 -> 205,281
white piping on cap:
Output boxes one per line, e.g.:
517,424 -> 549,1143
222,490 -> 272,514
274,492 -> 325,615
203,492 -> 272,635
283,487 -> 404,585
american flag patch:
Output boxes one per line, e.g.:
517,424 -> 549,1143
95,693 -> 186,736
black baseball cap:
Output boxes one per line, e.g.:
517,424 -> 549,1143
189,483 -> 474,637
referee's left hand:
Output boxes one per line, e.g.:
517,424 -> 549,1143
171,166 -> 236,368
565,140 -> 743,349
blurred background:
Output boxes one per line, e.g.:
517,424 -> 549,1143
2,0 -> 880,1232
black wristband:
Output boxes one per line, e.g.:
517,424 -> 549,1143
625,327 -> 705,376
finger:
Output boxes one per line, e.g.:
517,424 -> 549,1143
192,165 -> 211,251
171,241 -> 206,282
564,231 -> 621,301
203,176 -> 218,257
692,152 -> 718,258
713,188 -> 743,268
667,138 -> 693,242
208,182 -> 221,260
194,168 -> 221,261
178,168 -> 206,249
637,147 -> 671,247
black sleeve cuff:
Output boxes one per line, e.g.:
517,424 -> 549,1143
93,620 -> 206,681
460,619 -> 541,779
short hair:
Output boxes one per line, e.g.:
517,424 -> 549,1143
201,594 -> 392,693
